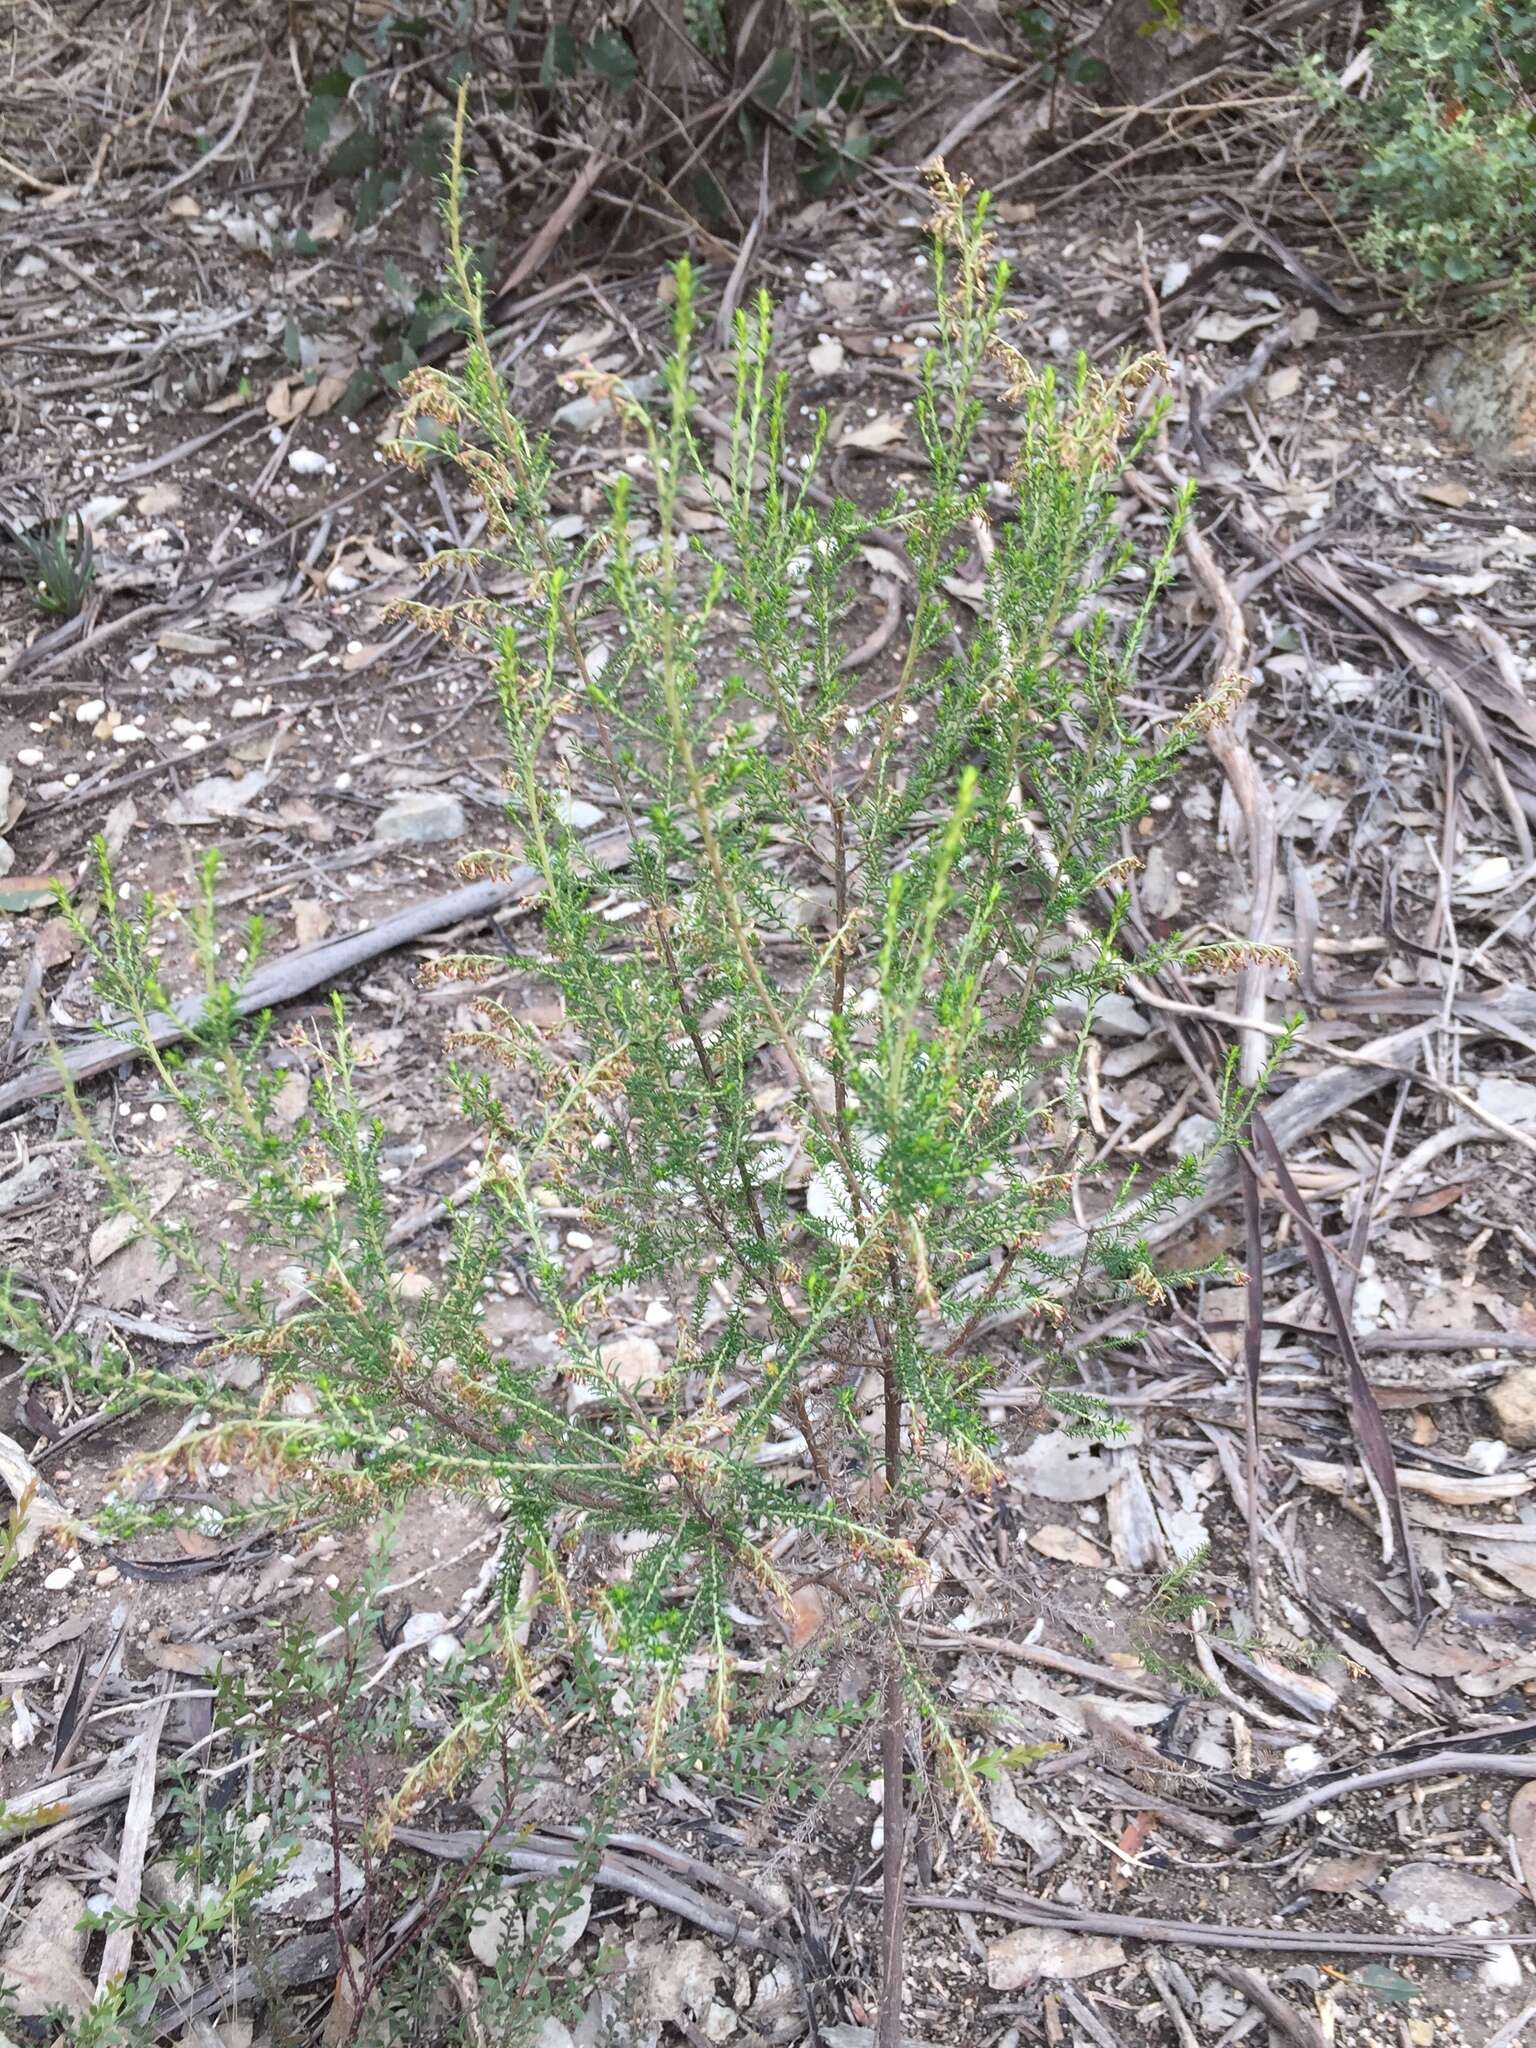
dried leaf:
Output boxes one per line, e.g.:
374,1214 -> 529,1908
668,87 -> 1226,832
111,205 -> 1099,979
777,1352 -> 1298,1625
838,414 -> 906,452
1370,1615 -> 1495,1679
1304,1851 -> 1388,1894
1013,1431 -> 1112,1503
1195,309 -> 1278,344
1027,1523 -> 1106,1568
784,1583 -> 829,1650
987,1928 -> 1125,1988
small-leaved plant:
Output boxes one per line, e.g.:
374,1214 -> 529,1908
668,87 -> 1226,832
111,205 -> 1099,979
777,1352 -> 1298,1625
6,97 -> 1289,2037
1306,0 -> 1536,307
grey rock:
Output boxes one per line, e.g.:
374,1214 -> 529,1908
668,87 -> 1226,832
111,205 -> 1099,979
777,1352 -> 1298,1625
165,769 -> 271,826
1091,992 -> 1150,1039
257,1839 -> 365,1921
373,790 -> 466,845
1381,1861 -> 1519,1933
1427,323 -> 1536,467
0,1156 -> 55,1213
1,1877 -> 92,2019
1478,1077 -> 1536,1126
1172,1112 -> 1218,1160
822,2029 -> 945,2048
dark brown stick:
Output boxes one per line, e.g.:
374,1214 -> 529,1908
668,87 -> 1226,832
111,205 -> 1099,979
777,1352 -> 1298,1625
1214,1966 -> 1326,2048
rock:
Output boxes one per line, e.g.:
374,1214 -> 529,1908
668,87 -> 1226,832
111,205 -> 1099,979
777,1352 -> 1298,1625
1,1877 -> 92,2018
554,794 -> 604,830
80,494 -> 128,531
1466,1438 -> 1510,1475
257,1839 -> 365,1921
599,1334 -> 665,1395
165,770 -> 271,826
1481,1941 -> 1523,1991
1509,1781 -> 1536,1906
533,2022 -> 576,2048
821,2029 -> 944,2048
1303,1851 -> 1388,1895
1478,1078 -> 1536,1126
1489,1367 -> 1536,1449
751,1962 -> 797,2015
0,1157 -> 54,1213
1198,1978 -> 1248,2031
373,790 -> 466,845
1426,324 -> 1536,467
986,1927 -> 1126,1988
1139,844 -> 1183,918
1171,1112 -> 1218,1160
1381,1861 -> 1519,1933
1013,1430 -> 1112,1503
645,1939 -> 719,2018
1090,992 -> 1149,1039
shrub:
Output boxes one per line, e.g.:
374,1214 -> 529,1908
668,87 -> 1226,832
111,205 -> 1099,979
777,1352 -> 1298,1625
1308,0 -> 1536,307
10,106 -> 1285,2036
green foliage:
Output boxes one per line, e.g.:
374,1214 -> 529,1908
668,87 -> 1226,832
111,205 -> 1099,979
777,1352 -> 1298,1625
15,513 -> 95,619
1145,1539 -> 1210,1621
5,116 -> 1287,1863
690,1693 -> 881,1801
4,1550 -> 608,2046
1015,8 -> 1106,89
303,37 -> 454,233
1308,0 -> 1536,306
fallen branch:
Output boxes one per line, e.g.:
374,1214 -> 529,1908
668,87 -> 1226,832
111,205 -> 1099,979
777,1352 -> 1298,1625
1249,1749 -> 1536,1829
387,1823 -> 790,1956
909,1890 -> 1523,1958
0,828 -> 632,1116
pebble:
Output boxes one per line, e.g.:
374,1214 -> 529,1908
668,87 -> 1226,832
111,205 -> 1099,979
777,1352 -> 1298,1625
43,1567 -> 73,1592
1465,1438 -> 1509,1474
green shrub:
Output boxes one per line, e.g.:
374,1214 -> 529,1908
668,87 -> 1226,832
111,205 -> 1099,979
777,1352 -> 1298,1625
6,110 -> 1289,2035
1309,0 -> 1536,306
